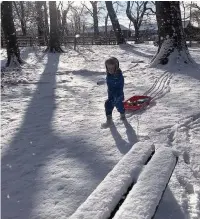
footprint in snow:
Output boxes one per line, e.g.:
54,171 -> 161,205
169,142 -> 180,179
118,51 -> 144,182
177,176 -> 194,195
183,151 -> 190,164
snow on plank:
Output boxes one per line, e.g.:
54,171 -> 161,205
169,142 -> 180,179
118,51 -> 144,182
70,141 -> 155,219
113,147 -> 178,219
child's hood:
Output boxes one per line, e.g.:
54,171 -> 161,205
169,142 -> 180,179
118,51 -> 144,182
105,57 -> 120,73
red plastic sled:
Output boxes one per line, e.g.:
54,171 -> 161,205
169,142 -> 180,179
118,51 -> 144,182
124,95 -> 152,110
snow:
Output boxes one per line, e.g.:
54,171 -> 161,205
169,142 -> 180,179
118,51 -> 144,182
70,142 -> 154,219
113,146 -> 177,219
1,43 -> 200,219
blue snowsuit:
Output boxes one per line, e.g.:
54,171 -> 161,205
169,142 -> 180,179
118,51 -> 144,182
105,68 -> 125,116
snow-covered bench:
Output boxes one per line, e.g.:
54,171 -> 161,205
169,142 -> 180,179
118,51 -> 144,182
70,143 -> 178,219
113,146 -> 178,219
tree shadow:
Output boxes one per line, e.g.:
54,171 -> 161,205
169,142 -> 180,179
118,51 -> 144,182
71,69 -> 105,77
69,69 -> 106,86
154,187 -> 186,219
1,53 -> 114,219
119,44 -> 155,59
1,52 -> 59,219
149,56 -> 200,81
110,120 -> 138,154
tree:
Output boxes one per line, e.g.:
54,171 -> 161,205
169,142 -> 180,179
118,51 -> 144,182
12,1 -> 38,37
150,1 -> 194,67
126,1 -> 155,43
90,1 -> 99,37
105,13 -> 109,36
82,1 -> 100,37
35,1 -> 45,45
46,1 -> 64,52
105,1 -> 125,44
43,1 -> 49,44
61,3 -> 72,36
69,4 -> 86,35
1,1 -> 23,67
55,1 -> 73,43
13,1 -> 27,35
191,2 -> 200,11
191,10 -> 200,27
190,2 -> 200,27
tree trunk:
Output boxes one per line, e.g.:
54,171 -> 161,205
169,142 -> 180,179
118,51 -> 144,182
47,1 -> 64,52
126,1 -> 148,44
150,1 -> 193,67
90,1 -> 99,38
57,9 -> 63,43
57,9 -> 62,33
1,1 -> 23,67
105,1 -> 125,44
62,10 -> 67,37
105,13 -> 109,36
62,3 -> 71,37
43,1 -> 49,44
19,1 -> 26,36
13,1 -> 26,36
134,26 -> 140,44
36,1 -> 45,46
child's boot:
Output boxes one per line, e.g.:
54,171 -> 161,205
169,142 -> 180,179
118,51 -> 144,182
101,115 -> 113,128
120,113 -> 126,120
106,114 -> 112,122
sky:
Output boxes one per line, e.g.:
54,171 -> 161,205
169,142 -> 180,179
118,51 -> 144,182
69,1 -> 200,28
67,1 -> 156,28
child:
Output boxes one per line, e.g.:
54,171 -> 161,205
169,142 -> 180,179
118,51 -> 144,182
103,57 -> 125,126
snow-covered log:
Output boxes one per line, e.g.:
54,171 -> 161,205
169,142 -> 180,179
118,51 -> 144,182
113,147 -> 178,219
70,142 -> 155,219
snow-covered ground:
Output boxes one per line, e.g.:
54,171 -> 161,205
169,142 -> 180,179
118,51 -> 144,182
1,43 -> 200,219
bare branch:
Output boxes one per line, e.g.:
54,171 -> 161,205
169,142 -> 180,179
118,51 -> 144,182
146,7 -> 156,14
191,3 -> 200,11
82,3 -> 93,15
13,2 -> 22,20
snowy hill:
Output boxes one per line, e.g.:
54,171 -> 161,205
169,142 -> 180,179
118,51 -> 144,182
1,43 -> 200,219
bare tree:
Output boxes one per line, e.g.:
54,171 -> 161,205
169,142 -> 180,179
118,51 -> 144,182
35,1 -> 45,45
61,2 -> 73,37
57,9 -> 62,36
105,13 -> 109,36
82,1 -> 100,37
46,1 -> 64,52
191,10 -> 200,27
104,2 -> 122,37
12,1 -> 38,37
90,1 -> 99,37
126,1 -> 155,43
191,2 -> 200,10
43,1 -> 49,43
150,1 -> 193,67
181,1 -> 192,28
1,1 -> 23,67
190,2 -> 200,27
105,1 -> 125,44
69,4 -> 86,35
13,1 -> 27,35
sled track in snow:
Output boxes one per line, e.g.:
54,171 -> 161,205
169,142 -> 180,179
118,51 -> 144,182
144,71 -> 172,101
